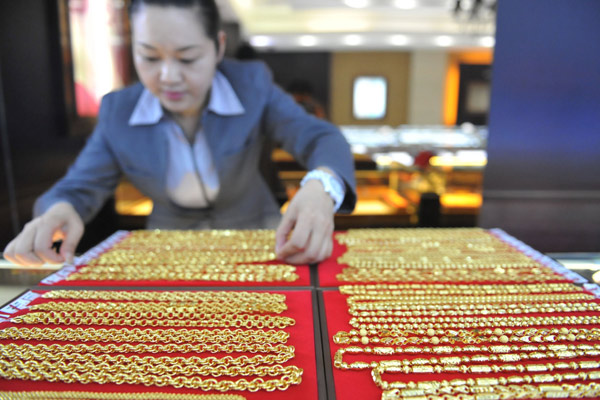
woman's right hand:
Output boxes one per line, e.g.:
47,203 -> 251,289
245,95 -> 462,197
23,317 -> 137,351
3,202 -> 84,266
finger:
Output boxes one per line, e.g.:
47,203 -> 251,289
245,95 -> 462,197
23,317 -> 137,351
3,239 -> 19,265
277,215 -> 312,260
12,223 -> 46,267
60,217 -> 84,264
275,210 -> 296,255
33,223 -> 64,264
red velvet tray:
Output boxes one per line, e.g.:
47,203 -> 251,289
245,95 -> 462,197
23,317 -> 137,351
317,228 -> 586,287
322,288 -> 600,400
0,289 -> 318,399
39,231 -> 311,287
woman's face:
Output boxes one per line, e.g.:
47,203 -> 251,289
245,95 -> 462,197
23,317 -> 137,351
131,5 -> 225,118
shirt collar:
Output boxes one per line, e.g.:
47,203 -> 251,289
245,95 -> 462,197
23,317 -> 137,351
129,70 -> 245,126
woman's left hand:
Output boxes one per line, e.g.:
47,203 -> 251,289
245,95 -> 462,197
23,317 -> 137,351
275,179 -> 335,264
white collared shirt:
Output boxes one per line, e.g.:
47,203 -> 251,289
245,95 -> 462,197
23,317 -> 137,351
129,72 -> 245,208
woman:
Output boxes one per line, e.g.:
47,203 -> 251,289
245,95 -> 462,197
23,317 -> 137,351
3,0 -> 356,266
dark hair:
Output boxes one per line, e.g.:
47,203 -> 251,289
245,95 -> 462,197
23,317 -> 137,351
129,0 -> 222,50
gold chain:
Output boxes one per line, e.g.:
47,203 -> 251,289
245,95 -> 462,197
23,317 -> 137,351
381,382 -> 600,400
339,283 -> 584,295
0,345 -> 294,369
31,301 -> 287,314
0,359 -> 303,391
12,311 -> 295,329
334,343 -> 600,369
333,327 -> 600,345
0,393 -> 246,400
0,341 -> 294,357
347,293 -> 596,306
41,290 -> 286,303
349,314 -> 600,329
68,265 -> 298,282
373,362 -> 600,390
349,302 -> 600,317
0,327 -> 290,344
336,267 -> 563,283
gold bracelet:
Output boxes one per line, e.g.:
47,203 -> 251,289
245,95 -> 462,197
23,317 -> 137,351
42,290 -> 286,303
333,327 -> 600,345
1,345 -> 294,369
32,301 -> 288,315
0,327 -> 290,344
381,382 -> 600,400
349,314 -> 600,329
339,283 -> 584,295
349,302 -> 600,317
12,311 -> 296,329
333,343 -> 600,369
0,341 -> 294,357
86,252 -> 276,265
336,267 -> 563,283
373,362 -> 600,390
347,293 -> 596,306
0,359 -> 303,391
0,392 -> 246,400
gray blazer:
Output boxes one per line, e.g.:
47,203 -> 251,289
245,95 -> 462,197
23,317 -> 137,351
34,59 -> 356,229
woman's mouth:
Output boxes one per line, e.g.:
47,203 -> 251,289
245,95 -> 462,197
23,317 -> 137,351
164,91 -> 184,101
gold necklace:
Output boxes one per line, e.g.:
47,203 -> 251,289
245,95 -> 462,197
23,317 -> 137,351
0,359 -> 303,391
0,393 -> 246,400
32,301 -> 288,314
0,327 -> 290,344
41,290 -> 286,303
12,311 -> 296,329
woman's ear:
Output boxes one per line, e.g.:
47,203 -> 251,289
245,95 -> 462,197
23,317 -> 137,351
217,30 -> 227,62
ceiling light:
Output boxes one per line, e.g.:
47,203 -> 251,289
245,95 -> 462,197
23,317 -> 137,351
389,34 -> 409,46
344,34 -> 363,46
344,0 -> 370,9
250,35 -> 273,47
393,0 -> 418,9
434,35 -> 453,47
479,35 -> 495,47
299,35 -> 318,47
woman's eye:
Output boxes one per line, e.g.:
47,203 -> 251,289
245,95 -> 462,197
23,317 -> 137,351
180,58 -> 197,64
143,56 -> 160,62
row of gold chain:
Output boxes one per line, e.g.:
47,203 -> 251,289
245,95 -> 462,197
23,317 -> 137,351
334,228 -> 567,283
2,289 -> 303,393
68,264 -> 298,282
0,392 -> 245,400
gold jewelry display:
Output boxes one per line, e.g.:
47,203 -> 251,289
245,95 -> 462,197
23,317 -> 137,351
0,327 -> 290,344
32,300 -> 287,314
12,311 -> 295,329
0,393 -> 246,400
41,290 -> 286,303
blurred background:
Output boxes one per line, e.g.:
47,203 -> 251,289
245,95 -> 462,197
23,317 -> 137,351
0,0 -> 599,258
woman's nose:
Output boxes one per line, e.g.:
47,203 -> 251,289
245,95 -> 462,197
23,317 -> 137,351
160,60 -> 182,83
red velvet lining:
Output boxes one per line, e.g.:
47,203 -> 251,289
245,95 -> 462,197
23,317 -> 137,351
0,290 -> 318,399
